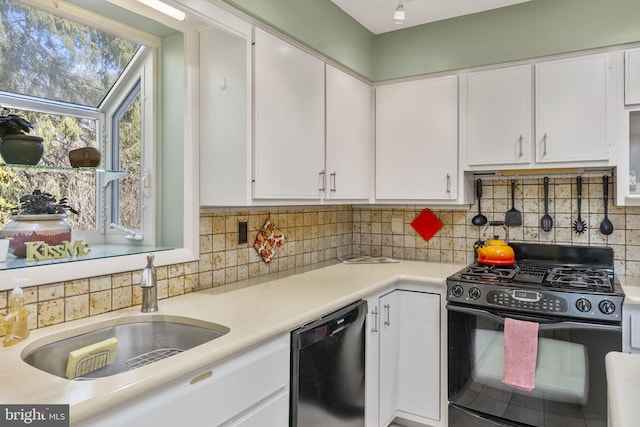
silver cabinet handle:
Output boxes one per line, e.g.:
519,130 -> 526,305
330,172 -> 336,193
518,135 -> 523,158
384,303 -> 391,326
371,306 -> 379,333
318,170 -> 326,192
543,133 -> 548,156
446,174 -> 451,194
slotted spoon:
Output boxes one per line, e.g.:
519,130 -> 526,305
540,177 -> 553,232
573,176 -> 587,234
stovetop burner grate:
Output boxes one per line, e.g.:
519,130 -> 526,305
452,263 -> 616,294
513,264 -> 548,284
545,266 -> 613,292
447,243 -> 623,322
457,264 -> 518,283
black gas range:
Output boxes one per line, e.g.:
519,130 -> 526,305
446,243 -> 624,323
447,242 -> 623,427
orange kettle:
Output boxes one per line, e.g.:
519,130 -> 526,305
476,238 -> 515,265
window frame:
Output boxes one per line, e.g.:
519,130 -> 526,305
0,1 -> 199,290
101,48 -> 156,246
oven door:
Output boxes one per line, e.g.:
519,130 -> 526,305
447,304 -> 621,427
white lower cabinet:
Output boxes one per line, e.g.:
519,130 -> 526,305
366,288 -> 441,427
230,390 -> 290,427
77,335 -> 290,427
623,303 -> 640,354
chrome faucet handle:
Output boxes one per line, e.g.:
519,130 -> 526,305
140,254 -> 158,312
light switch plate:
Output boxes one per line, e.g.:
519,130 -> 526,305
391,217 -> 403,234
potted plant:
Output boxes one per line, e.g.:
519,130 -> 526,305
0,107 -> 45,165
0,190 -> 78,258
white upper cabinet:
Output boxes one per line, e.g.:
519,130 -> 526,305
199,26 -> 251,206
535,53 -> 609,163
467,64 -> 532,166
253,28 -> 325,199
201,26 -> 372,205
375,75 -> 458,201
464,53 -> 612,171
626,48 -> 640,105
325,65 -> 373,200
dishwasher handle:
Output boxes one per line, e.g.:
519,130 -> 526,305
293,300 -> 367,350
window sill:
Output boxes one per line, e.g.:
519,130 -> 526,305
0,244 -> 193,291
1,244 -> 172,271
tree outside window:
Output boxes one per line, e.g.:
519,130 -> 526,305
0,0 -> 144,236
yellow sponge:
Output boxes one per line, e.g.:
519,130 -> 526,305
65,337 -> 118,379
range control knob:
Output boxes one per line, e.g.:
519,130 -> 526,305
576,298 -> 592,313
451,285 -> 464,298
599,300 -> 616,315
468,287 -> 481,300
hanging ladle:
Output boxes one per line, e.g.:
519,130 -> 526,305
471,178 -> 488,226
573,176 -> 587,234
600,175 -> 614,235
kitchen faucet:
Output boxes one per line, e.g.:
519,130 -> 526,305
140,254 -> 158,312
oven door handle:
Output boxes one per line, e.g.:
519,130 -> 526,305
446,303 -> 622,332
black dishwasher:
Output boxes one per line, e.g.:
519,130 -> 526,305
290,300 -> 367,427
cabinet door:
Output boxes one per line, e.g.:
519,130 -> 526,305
535,54 -> 609,163
626,49 -> 640,105
199,27 -> 250,206
365,295 -> 382,427
622,303 -> 640,354
229,390 -> 289,426
253,28 -> 325,199
326,65 -> 372,200
378,290 -> 441,426
395,290 -> 440,422
376,76 -> 458,200
467,65 -> 532,166
378,291 -> 400,427
77,335 -> 290,427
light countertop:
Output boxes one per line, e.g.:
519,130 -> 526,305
0,259 -> 465,425
619,275 -> 640,305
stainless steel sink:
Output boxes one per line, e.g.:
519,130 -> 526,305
22,314 -> 229,380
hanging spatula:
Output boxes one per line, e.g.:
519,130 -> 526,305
540,177 -> 553,232
505,180 -> 522,226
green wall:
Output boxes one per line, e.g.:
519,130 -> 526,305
374,0 -> 640,81
159,33 -> 184,247
224,0 -> 640,82
223,0 -> 375,79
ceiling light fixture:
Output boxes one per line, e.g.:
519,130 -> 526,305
136,0 -> 186,21
393,0 -> 405,24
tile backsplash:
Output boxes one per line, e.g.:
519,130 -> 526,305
4,175 -> 640,331
354,176 -> 639,276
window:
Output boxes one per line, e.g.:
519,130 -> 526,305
111,82 -> 143,231
0,0 -> 141,106
0,0 -> 158,266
